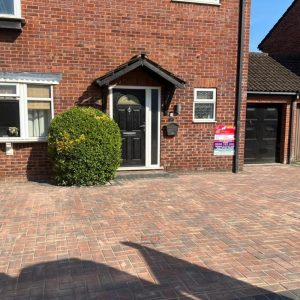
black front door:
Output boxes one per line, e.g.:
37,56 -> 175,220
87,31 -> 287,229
245,104 -> 282,164
113,89 -> 146,166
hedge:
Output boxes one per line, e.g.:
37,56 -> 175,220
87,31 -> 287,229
48,107 -> 121,185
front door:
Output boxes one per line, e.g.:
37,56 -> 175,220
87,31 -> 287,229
245,104 -> 282,163
113,89 -> 146,166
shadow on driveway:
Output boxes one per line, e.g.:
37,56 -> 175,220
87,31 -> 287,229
0,242 -> 298,300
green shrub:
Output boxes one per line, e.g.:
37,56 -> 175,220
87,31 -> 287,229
48,107 -> 121,186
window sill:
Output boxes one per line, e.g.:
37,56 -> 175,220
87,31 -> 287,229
0,138 -> 47,143
172,0 -> 220,6
0,16 -> 26,31
193,120 -> 217,124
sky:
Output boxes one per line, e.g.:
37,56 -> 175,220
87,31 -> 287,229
250,0 -> 294,52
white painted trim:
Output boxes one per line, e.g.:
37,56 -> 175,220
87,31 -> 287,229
172,0 -> 220,5
0,138 -> 47,143
193,88 -> 217,123
0,0 -> 21,18
110,85 -> 161,168
118,166 -> 164,171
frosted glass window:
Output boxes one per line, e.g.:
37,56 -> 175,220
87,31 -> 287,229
0,85 -> 17,95
193,88 -> 216,122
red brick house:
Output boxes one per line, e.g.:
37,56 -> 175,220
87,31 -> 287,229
246,0 -> 300,164
0,0 -> 250,181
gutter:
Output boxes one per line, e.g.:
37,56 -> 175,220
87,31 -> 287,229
234,0 -> 246,173
247,91 -> 297,96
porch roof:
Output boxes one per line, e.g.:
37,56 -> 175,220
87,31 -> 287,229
95,54 -> 185,88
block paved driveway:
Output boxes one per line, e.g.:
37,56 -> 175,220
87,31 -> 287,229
0,165 -> 299,300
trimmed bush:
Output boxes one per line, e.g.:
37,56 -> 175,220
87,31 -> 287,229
48,107 -> 121,186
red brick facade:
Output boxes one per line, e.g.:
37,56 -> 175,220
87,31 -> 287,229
259,0 -> 300,55
0,0 -> 250,181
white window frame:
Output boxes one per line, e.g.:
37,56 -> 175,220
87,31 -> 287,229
193,88 -> 217,123
0,0 -> 22,19
0,83 -> 54,143
172,0 -> 220,6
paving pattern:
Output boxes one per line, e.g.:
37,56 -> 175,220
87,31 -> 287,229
0,165 -> 299,299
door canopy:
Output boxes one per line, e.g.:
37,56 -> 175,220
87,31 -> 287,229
95,54 -> 185,88
95,54 -> 185,114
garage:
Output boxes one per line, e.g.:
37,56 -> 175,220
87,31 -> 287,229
245,104 -> 282,164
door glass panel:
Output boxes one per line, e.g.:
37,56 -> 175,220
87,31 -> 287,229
117,94 -> 140,106
151,89 -> 159,165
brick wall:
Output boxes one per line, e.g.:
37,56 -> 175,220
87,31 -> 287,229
0,0 -> 250,180
259,0 -> 300,55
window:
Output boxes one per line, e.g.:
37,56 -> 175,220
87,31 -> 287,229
172,0 -> 220,5
0,0 -> 21,18
0,83 -> 54,141
193,88 -> 216,122
27,85 -> 52,138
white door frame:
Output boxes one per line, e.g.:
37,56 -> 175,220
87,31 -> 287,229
109,85 -> 162,170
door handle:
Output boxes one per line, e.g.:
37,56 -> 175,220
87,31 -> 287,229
140,125 -> 146,128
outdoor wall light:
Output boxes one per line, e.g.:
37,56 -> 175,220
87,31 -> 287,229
174,104 -> 182,115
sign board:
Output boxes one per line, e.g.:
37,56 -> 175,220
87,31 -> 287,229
214,125 -> 235,156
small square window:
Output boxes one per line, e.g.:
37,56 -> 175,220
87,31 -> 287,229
193,88 -> 216,122
0,0 -> 21,18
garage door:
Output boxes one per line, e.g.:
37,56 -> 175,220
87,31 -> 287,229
245,104 -> 282,164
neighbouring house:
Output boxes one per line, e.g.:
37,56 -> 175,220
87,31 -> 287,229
0,0 -> 250,181
246,0 -> 300,164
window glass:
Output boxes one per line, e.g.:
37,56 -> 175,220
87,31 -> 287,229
27,85 -> 51,98
117,94 -> 140,106
0,101 -> 20,137
195,103 -> 214,120
197,90 -> 214,100
194,88 -> 216,122
0,0 -> 14,15
0,85 -> 17,95
28,101 -> 51,137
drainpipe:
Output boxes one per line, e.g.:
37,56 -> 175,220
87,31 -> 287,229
234,0 -> 246,173
289,91 -> 300,163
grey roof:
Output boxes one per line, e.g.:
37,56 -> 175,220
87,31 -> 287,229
95,54 -> 185,88
248,53 -> 300,93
